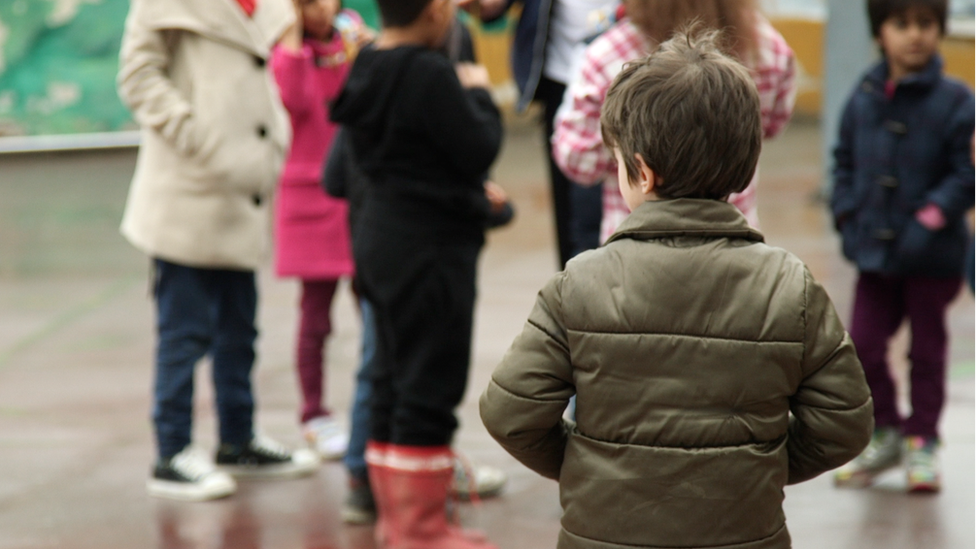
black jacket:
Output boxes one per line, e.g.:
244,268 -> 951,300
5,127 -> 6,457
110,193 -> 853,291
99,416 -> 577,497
329,45 -> 502,240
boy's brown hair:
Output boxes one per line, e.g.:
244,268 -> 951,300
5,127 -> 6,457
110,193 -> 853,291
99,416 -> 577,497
867,0 -> 947,38
600,29 -> 761,200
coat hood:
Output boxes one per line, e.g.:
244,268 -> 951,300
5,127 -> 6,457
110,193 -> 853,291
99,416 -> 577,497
330,46 -> 426,139
130,0 -> 293,56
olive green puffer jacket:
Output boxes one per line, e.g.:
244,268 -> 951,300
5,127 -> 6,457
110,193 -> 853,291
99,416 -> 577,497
480,199 -> 873,549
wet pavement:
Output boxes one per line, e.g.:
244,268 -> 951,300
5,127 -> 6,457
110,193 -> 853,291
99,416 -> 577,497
0,119 -> 972,549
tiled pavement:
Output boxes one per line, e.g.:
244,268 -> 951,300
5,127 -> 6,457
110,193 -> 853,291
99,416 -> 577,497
0,119 -> 972,549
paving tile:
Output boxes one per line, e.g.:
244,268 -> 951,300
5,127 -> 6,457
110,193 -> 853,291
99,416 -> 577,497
0,120 -> 971,549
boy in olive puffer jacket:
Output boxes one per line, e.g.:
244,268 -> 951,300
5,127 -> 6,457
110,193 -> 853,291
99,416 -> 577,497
480,30 -> 874,549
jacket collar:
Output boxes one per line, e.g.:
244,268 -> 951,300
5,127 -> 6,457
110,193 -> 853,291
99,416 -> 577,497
604,199 -> 765,245
865,54 -> 943,92
136,0 -> 294,57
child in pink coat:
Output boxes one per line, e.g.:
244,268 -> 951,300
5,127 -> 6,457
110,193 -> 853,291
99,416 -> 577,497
272,0 -> 370,459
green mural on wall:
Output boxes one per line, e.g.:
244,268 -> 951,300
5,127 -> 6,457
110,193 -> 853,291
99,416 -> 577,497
344,0 -> 380,31
0,0 -> 510,140
0,0 -> 132,137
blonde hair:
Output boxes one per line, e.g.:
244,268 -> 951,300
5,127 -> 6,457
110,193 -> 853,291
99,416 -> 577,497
625,0 -> 760,60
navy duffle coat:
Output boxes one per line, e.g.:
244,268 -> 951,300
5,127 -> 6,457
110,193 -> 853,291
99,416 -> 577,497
831,55 -> 975,278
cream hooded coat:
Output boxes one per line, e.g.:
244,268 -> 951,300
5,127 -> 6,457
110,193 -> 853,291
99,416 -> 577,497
118,0 -> 294,269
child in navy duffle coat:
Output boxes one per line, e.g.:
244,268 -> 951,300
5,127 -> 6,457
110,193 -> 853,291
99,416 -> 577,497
830,0 -> 974,493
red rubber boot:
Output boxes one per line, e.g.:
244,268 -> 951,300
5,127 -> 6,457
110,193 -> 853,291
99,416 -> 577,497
365,441 -> 396,547
380,444 -> 498,549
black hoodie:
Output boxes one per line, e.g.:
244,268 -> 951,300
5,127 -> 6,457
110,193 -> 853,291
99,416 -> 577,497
329,45 -> 502,238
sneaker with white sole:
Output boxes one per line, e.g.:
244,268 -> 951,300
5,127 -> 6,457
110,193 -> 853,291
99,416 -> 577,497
451,458 -> 507,500
215,434 -> 319,479
905,436 -> 940,493
834,427 -> 903,488
147,447 -> 237,501
302,416 -> 349,460
341,476 -> 377,524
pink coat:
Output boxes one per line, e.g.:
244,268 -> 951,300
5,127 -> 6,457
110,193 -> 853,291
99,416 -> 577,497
271,16 -> 360,279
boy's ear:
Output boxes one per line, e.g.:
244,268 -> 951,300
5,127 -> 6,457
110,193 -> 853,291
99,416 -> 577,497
425,0 -> 448,23
418,0 -> 436,23
633,153 -> 659,195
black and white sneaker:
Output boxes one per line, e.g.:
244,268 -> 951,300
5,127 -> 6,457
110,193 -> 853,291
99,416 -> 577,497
147,447 -> 237,501
215,434 -> 319,479
341,477 -> 377,524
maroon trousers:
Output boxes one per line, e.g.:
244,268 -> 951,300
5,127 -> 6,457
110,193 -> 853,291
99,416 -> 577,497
296,279 -> 340,423
849,273 -> 962,439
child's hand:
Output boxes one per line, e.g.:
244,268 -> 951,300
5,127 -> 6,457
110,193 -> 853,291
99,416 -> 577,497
484,181 -> 509,213
915,203 -> 946,230
456,63 -> 492,89
355,26 -> 377,49
483,181 -> 515,229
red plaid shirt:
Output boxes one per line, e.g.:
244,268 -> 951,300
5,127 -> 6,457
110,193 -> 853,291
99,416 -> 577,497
552,15 -> 796,242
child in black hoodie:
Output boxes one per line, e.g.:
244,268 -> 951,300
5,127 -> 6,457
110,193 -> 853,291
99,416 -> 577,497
328,0 -> 502,547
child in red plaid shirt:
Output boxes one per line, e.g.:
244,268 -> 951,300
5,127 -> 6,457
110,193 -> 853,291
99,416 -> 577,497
553,0 -> 796,243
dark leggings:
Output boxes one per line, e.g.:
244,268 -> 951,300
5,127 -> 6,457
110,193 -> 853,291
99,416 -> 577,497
849,273 -> 962,439
358,234 -> 482,446
295,279 -> 340,423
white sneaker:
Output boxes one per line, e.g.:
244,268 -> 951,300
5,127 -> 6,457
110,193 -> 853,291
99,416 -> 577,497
215,434 -> 320,479
147,447 -> 237,501
302,416 -> 349,460
451,458 -> 507,500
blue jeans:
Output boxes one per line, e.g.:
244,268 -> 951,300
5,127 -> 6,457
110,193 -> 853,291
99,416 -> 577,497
344,297 -> 376,481
153,259 -> 257,459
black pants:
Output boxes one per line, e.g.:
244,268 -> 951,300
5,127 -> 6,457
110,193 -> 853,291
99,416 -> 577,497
537,76 -> 603,269
355,219 -> 482,446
